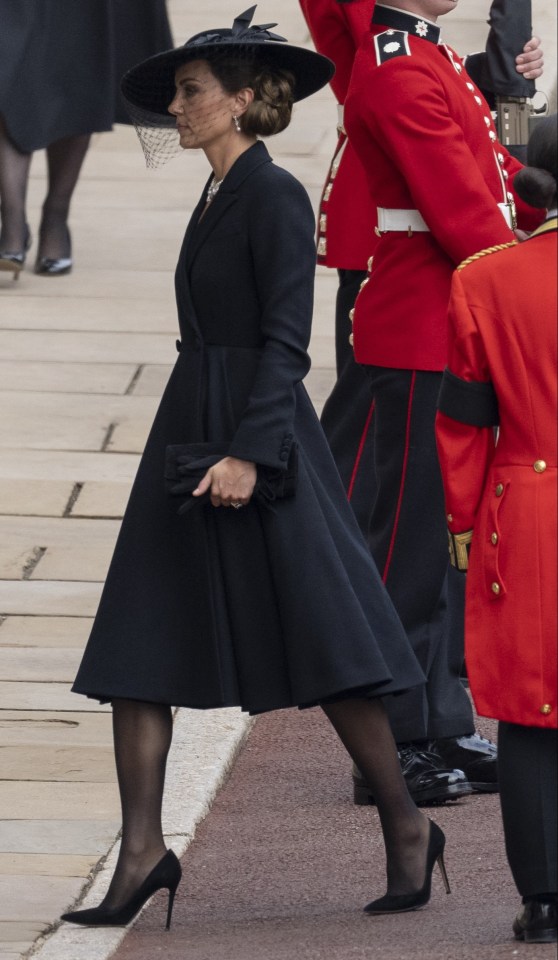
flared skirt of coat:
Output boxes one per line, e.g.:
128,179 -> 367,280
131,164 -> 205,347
72,345 -> 425,714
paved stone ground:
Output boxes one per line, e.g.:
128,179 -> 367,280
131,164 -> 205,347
0,2 -> 556,959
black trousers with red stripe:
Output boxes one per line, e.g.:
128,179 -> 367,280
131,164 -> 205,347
320,270 -> 377,534
366,366 -> 474,742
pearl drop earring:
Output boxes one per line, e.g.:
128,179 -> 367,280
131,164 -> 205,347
233,115 -> 242,133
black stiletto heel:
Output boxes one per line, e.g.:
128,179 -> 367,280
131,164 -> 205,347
61,849 -> 182,929
364,820 -> 450,915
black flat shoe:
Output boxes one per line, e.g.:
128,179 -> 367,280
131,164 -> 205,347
428,733 -> 498,793
61,849 -> 182,930
353,744 -> 472,806
513,900 -> 557,944
0,226 -> 32,280
364,820 -> 451,915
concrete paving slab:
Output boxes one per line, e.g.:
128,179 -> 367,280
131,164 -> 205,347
0,617 -> 92,647
0,481 -> 74,518
0,361 -> 137,396
0,648 -> 83,683
106,419 -> 151,454
0,296 -> 178,333
70,482 -> 130,519
0,924 -> 45,946
0,268 -> 175,302
0,821 -> 119,856
0,450 -> 140,484
0,712 -> 111,747
0,744 -> 115,783
130,364 -> 173,396
0,516 -> 120,583
0,681 -> 107,712
0,854 -> 95,877
0,782 -> 120,821
0,330 -> 175,364
0,876 -> 85,922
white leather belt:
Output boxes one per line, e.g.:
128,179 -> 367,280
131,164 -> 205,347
377,203 -> 514,234
377,208 -> 429,233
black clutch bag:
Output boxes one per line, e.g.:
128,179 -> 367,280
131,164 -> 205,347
164,441 -> 298,515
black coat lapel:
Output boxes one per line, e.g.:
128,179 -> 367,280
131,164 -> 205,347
184,141 -> 272,272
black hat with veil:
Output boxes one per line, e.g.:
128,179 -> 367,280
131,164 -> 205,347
121,5 -> 335,168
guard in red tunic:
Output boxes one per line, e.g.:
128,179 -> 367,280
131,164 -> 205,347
299,0 -> 377,532
436,117 -> 557,942
299,0 -> 544,547
343,0 -> 544,793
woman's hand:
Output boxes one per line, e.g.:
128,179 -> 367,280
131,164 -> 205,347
192,456 -> 257,508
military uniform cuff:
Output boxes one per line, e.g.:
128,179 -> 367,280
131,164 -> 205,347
448,529 -> 473,571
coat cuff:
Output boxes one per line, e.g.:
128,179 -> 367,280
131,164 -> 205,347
448,529 -> 473,571
438,368 -> 499,427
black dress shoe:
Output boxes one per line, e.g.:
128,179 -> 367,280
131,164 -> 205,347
353,744 -> 472,807
428,733 -> 498,793
513,900 -> 557,944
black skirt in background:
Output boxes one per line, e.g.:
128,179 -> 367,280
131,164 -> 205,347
0,0 -> 172,151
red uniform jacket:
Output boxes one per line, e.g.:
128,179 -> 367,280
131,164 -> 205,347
299,0 -> 376,269
435,223 -> 558,729
345,9 -> 543,371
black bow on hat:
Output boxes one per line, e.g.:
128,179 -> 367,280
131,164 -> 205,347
121,5 -> 334,119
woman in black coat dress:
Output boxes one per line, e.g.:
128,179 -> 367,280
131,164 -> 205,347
61,7 -> 448,930
0,0 -> 172,277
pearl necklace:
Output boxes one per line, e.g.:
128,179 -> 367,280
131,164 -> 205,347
206,176 -> 224,203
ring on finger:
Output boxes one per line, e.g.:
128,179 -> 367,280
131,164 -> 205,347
231,501 -> 244,510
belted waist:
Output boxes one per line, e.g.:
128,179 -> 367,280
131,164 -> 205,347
376,202 -> 515,234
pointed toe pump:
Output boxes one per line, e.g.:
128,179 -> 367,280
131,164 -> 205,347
61,849 -> 182,930
35,225 -> 73,276
364,820 -> 451,915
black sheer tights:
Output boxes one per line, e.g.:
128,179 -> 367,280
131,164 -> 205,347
322,698 -> 430,896
0,114 -> 90,258
101,699 -> 173,911
103,696 -> 428,909
38,133 -> 90,259
0,115 -> 31,252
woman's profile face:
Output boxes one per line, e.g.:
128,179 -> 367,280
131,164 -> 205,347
168,60 -> 238,150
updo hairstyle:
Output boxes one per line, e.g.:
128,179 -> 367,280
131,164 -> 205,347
513,115 -> 557,210
207,54 -> 295,136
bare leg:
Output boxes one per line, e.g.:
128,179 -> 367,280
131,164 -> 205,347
101,698 -> 173,911
322,697 -> 431,896
38,133 -> 91,260
0,115 -> 31,252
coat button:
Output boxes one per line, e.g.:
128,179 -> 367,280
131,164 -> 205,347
495,483 -> 504,497
540,704 -> 552,716
491,532 -> 498,545
175,339 -> 182,353
533,460 -> 547,473
349,333 -> 354,347
447,513 -> 453,523
349,308 -> 355,322
491,582 -> 501,595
